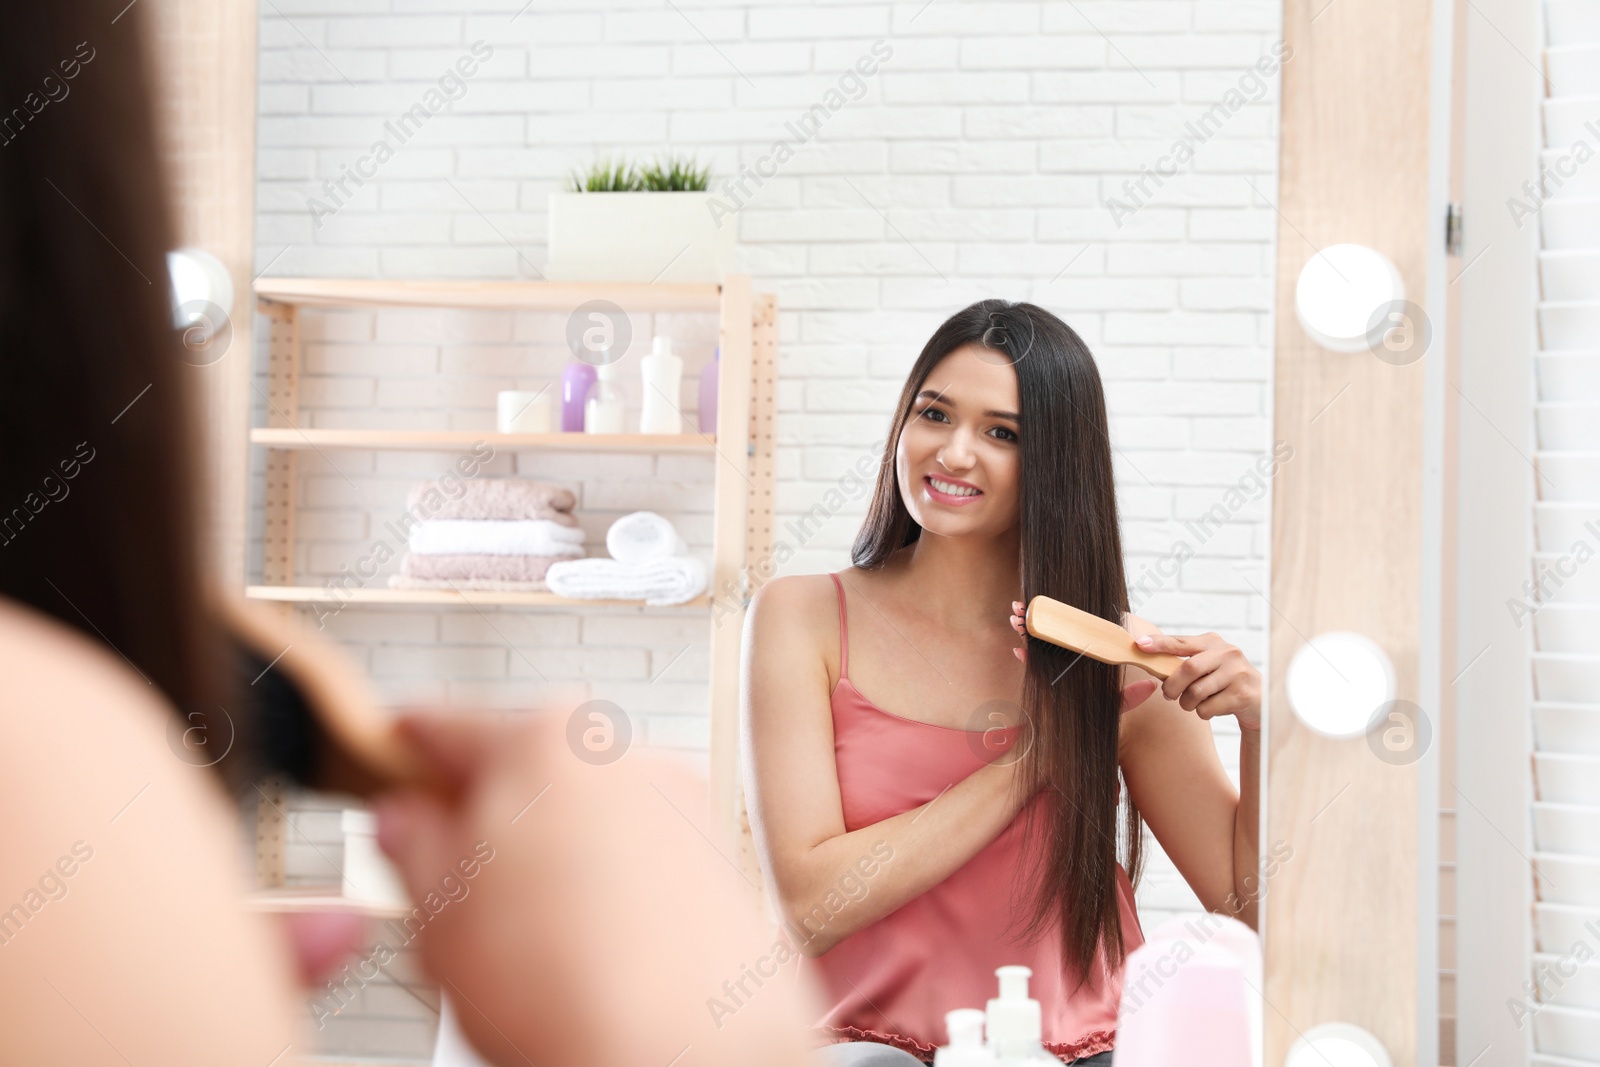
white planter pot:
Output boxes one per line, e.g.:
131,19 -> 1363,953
545,191 -> 735,284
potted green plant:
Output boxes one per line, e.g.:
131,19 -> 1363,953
545,155 -> 734,283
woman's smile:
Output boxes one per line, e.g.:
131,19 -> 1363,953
924,474 -> 984,505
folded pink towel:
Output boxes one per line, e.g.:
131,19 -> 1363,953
400,553 -> 570,583
388,575 -> 550,592
408,478 -> 577,521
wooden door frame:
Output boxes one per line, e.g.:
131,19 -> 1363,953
1452,0 -> 1542,1063
1264,0 -> 1460,1062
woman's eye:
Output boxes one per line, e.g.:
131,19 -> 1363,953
992,427 -> 1018,442
919,406 -> 948,423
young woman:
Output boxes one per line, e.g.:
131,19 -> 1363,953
741,301 -> 1263,1065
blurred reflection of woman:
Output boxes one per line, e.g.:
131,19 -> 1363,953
0,5 -> 816,1065
742,301 -> 1263,1066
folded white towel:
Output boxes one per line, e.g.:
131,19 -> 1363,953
544,556 -> 707,606
409,519 -> 585,557
605,510 -> 688,566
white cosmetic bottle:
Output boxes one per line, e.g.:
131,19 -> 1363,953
585,361 -> 626,434
638,336 -> 683,434
934,1008 -> 998,1067
986,966 -> 1058,1063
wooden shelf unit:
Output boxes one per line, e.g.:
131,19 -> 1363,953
254,276 -> 723,313
245,585 -> 712,608
250,276 -> 779,889
249,427 -> 715,453
244,887 -> 411,919
246,271 -> 777,889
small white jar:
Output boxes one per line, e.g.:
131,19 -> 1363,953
496,389 -> 554,433
341,808 -> 410,909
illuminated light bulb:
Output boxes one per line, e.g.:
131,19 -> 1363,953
1285,631 -> 1395,739
1285,1023 -> 1393,1067
1295,244 -> 1405,353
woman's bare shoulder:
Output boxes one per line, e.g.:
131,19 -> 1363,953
747,571 -> 848,628
743,571 -> 856,703
0,593 -> 213,832
0,596 -> 174,740
0,597 -> 300,1062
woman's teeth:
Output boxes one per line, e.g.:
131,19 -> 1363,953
928,477 -> 979,497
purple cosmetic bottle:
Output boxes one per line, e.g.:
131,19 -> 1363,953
698,346 -> 719,434
561,360 -> 598,432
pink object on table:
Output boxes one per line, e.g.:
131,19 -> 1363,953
1113,913 -> 1260,1067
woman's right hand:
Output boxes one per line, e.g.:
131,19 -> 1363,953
1010,600 -> 1159,712
375,708 -> 820,1067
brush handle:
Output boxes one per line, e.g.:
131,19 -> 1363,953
220,596 -> 437,793
1024,594 -> 1185,681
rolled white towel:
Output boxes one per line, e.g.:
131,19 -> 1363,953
605,511 -> 688,566
544,556 -> 706,607
409,519 -> 585,557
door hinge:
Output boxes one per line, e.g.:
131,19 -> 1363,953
1445,203 -> 1463,257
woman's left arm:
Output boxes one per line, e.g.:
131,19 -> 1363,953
1118,615 -> 1263,929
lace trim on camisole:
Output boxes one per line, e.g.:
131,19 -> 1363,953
817,1022 -> 1117,1064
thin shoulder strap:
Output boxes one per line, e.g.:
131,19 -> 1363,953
828,571 -> 849,680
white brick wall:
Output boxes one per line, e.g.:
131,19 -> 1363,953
251,1 -> 1283,1058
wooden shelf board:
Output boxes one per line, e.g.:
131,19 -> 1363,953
248,428 -> 715,453
246,585 -> 712,609
244,887 -> 411,919
253,276 -> 722,312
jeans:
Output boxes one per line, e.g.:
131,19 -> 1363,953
812,1043 -> 924,1066
813,1043 -> 1114,1066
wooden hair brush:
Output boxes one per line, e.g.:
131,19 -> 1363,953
1023,595 -> 1184,680
218,595 -> 437,794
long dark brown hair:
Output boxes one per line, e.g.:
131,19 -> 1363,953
851,299 -> 1142,986
0,4 -> 229,769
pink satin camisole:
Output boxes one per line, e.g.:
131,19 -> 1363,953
810,572 -> 1143,1063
